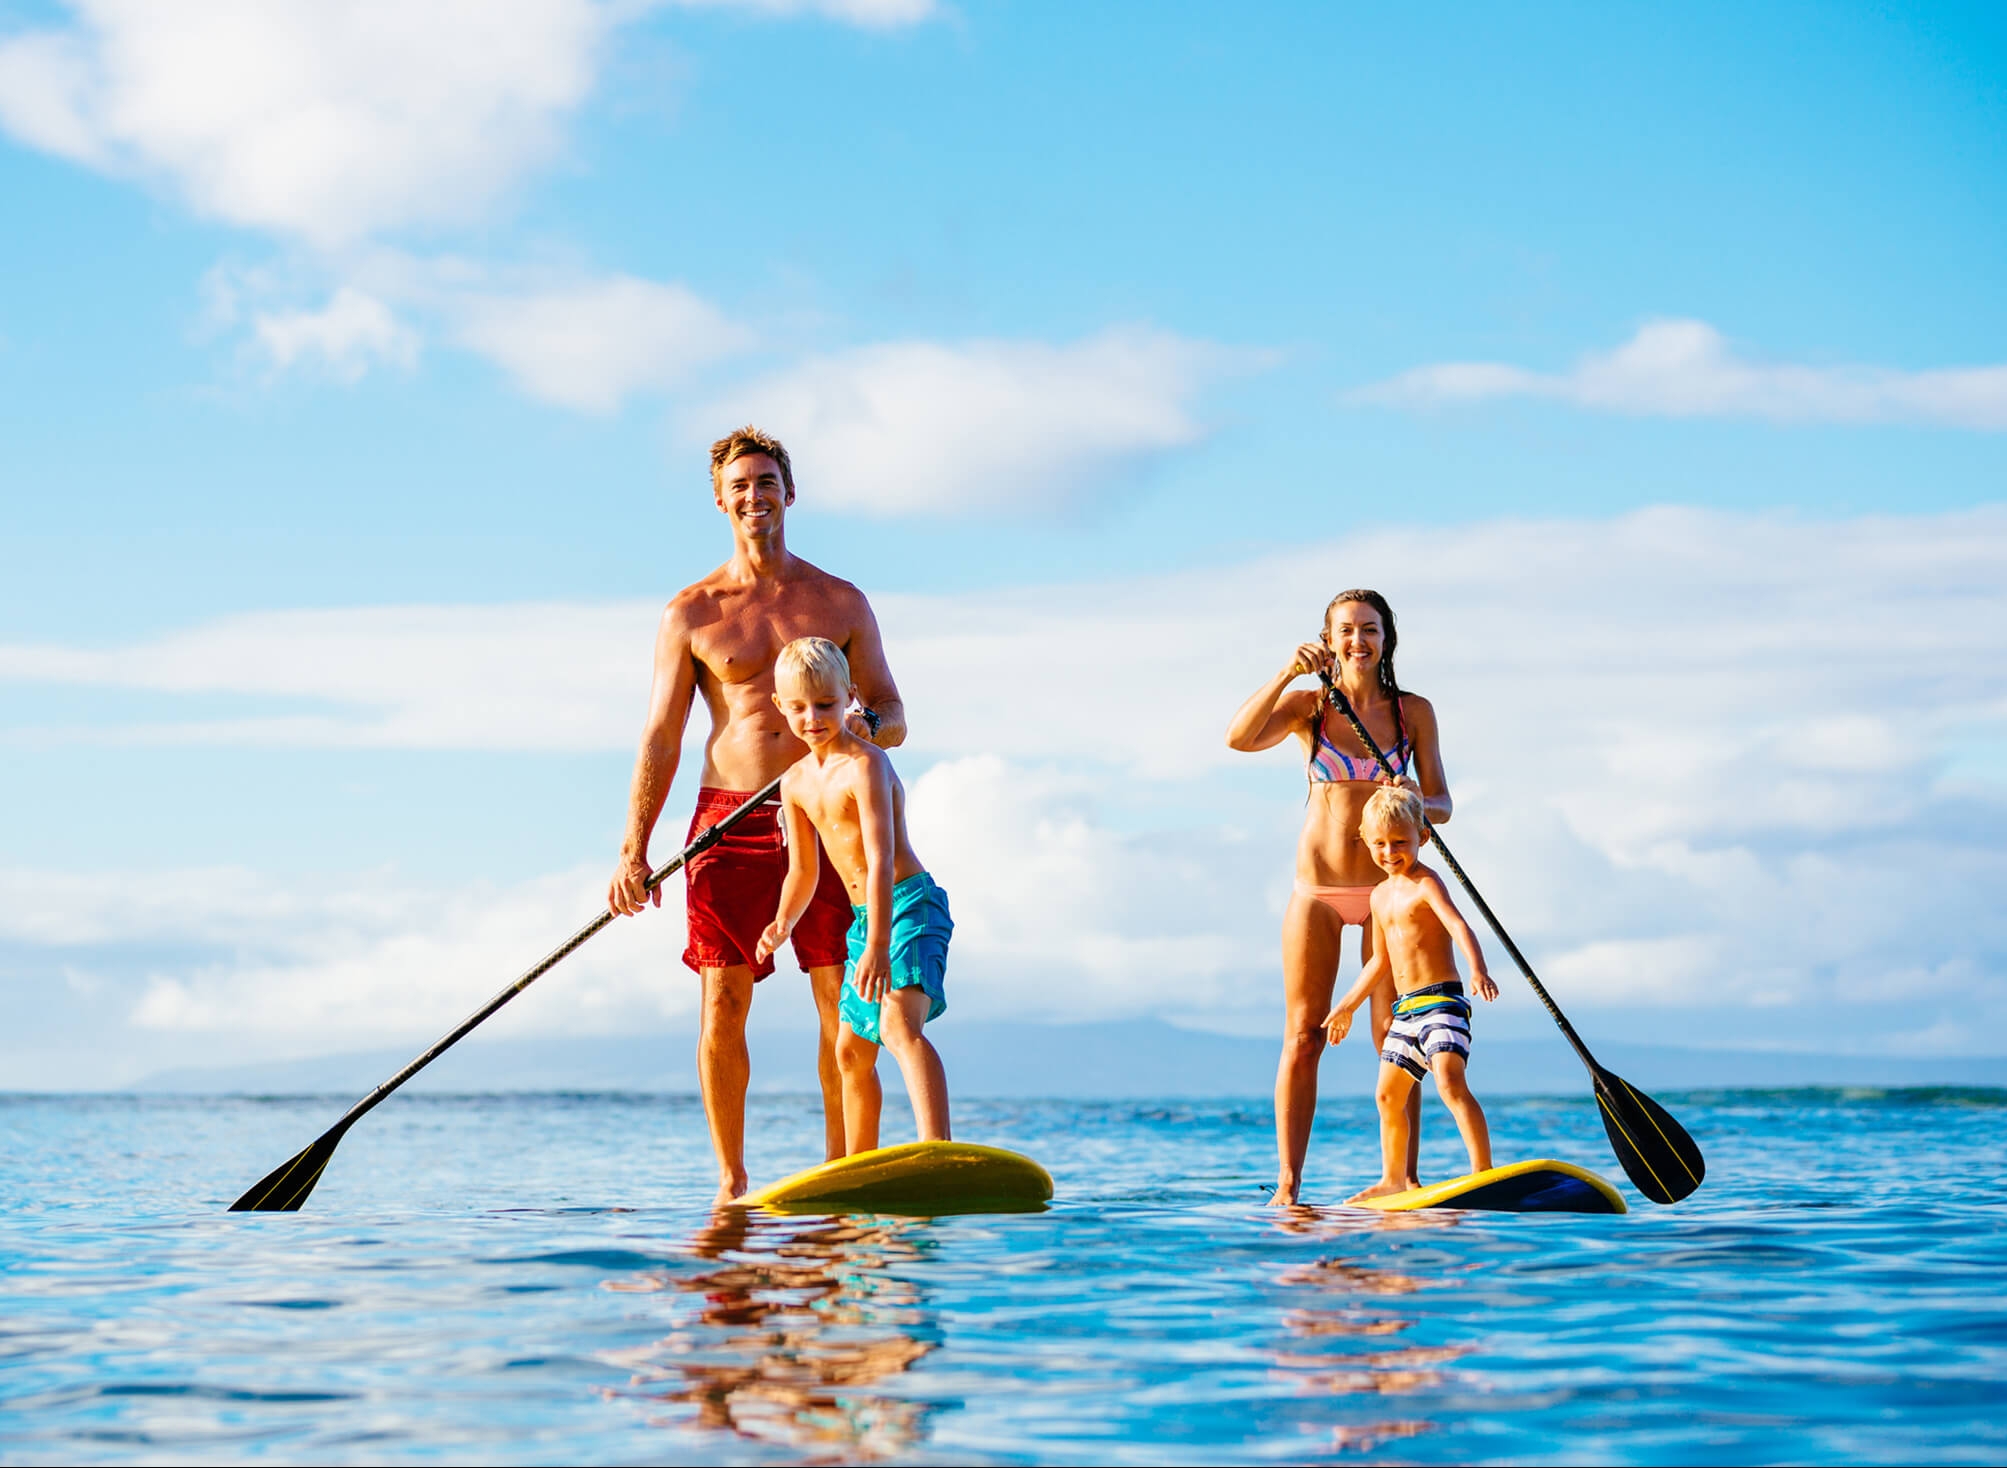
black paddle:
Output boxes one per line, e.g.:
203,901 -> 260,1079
1319,673 -> 1705,1204
229,776 -> 784,1212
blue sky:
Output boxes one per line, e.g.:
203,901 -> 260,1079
1,0 -> 2004,1086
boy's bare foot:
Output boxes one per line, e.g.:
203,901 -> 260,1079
1346,1177 -> 1418,1204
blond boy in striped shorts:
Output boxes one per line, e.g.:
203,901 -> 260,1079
1324,785 -> 1499,1202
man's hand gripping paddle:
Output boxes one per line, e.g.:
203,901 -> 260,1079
1321,674 -> 1705,1204
229,777 -> 784,1212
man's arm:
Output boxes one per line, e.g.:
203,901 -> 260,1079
849,755 -> 899,1002
841,592 -> 906,748
608,602 -> 698,916
1423,871 -> 1497,1000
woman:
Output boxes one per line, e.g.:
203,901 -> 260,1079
1226,589 -> 1452,1205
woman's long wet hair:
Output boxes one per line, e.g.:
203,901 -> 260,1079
1322,588 -> 1402,700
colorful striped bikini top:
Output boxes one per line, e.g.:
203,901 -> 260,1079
1308,691 -> 1411,784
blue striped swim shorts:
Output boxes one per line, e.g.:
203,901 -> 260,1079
1380,981 -> 1472,1080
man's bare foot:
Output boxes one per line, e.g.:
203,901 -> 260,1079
1347,1177 -> 1418,1204
712,1174 -> 749,1206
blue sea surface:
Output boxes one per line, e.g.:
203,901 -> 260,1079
2,1088 -> 2003,1464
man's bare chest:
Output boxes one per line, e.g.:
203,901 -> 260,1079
693,603 -> 851,686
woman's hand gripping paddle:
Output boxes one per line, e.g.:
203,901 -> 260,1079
1321,675 -> 1705,1204
229,777 -> 784,1212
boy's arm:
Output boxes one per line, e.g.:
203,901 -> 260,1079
1325,918 -> 1391,1043
1422,871 -> 1498,1001
849,753 -> 898,1003
753,782 -> 820,963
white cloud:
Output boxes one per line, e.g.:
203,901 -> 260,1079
0,30 -> 105,162
1355,319 -> 2007,431
0,862 -> 694,1040
0,600 -> 660,750
906,757 -> 1257,1023
0,598 -> 666,751
0,1 -> 610,248
5,507 -> 2007,1046
0,1 -> 940,249
664,0 -> 936,22
203,256 -> 756,401
0,3 -> 940,407
702,327 -> 1259,514
455,275 -> 755,413
252,287 -> 419,380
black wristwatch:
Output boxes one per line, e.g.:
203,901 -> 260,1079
859,706 -> 882,736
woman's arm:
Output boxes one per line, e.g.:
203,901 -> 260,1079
1226,642 -> 1330,752
1403,694 -> 1453,826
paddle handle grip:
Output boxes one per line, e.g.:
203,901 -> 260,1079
1318,675 -> 1598,1074
329,775 -> 785,1134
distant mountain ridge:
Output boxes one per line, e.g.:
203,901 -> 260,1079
119,1019 -> 2007,1097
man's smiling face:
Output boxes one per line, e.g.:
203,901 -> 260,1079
714,451 -> 792,541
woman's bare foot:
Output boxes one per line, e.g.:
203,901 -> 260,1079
713,1172 -> 749,1206
1347,1176 -> 1417,1204
1269,1175 -> 1303,1207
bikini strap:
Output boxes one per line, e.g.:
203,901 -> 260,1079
1331,678 -> 1408,776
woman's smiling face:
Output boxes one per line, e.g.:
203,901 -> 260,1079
1325,600 -> 1384,672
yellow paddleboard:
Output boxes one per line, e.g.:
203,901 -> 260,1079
741,1141 -> 1054,1216
1354,1158 -> 1626,1214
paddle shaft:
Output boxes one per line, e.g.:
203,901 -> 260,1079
315,775 -> 783,1141
1317,674 -> 1599,1072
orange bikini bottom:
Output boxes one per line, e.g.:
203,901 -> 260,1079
1293,880 -> 1375,925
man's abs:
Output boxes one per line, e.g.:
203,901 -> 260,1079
691,672 -> 810,789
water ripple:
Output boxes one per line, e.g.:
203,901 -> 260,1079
0,1090 -> 2002,1463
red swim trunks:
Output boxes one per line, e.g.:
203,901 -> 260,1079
682,787 -> 853,981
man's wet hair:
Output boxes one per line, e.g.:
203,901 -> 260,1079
710,425 -> 794,495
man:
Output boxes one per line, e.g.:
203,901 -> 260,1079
608,426 -> 906,1203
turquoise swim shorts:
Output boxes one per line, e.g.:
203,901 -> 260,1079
838,872 -> 952,1045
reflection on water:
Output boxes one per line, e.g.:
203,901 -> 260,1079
605,1202 -> 1489,1460
1269,1209 -> 1469,1455
601,1209 -> 940,1459
7,1093 -> 2003,1464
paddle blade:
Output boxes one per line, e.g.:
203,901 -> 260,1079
1592,1068 -> 1705,1205
229,1127 -> 344,1212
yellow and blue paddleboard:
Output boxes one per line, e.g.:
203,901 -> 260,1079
741,1141 -> 1053,1216
1354,1158 -> 1626,1214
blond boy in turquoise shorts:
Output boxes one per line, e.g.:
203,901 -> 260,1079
755,637 -> 954,1154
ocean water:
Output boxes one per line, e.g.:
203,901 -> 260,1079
2,1088 -> 2003,1464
